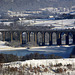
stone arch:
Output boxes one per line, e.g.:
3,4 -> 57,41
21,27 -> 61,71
61,32 -> 66,45
69,32 -> 73,44
13,32 -> 19,41
0,32 -> 2,41
37,32 -> 42,45
45,32 -> 49,45
5,32 -> 11,41
52,32 -> 57,45
22,32 -> 27,44
30,32 -> 34,43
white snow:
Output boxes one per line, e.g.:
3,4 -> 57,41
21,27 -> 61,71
37,19 -> 75,29
0,41 -> 27,50
3,58 -> 75,75
0,41 -> 74,58
0,41 -> 75,75
18,19 -> 75,29
0,19 -> 75,29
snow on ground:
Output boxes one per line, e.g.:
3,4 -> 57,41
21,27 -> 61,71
16,58 -> 75,67
0,19 -> 75,29
2,58 -> 75,75
16,19 -> 75,29
0,41 -> 75,75
0,22 -> 13,26
26,19 -> 75,29
0,41 -> 74,58
0,41 -> 10,48
0,41 -> 27,51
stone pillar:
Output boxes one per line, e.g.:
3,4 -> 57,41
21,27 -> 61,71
49,33 -> 52,45
57,33 -> 61,45
42,32 -> 45,46
27,32 -> 30,42
34,32 -> 37,44
66,33 -> 69,45
20,32 -> 22,44
73,33 -> 75,45
11,32 -> 13,42
2,32 -> 5,41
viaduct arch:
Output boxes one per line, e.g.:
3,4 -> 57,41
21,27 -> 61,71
0,27 -> 75,46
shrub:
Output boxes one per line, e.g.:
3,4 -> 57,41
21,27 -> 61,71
64,68 -> 67,72
54,63 -> 62,67
29,64 -> 33,72
55,68 -> 63,73
44,68 -> 48,72
67,64 -> 72,69
48,54 -> 62,59
34,70 -> 37,74
0,63 -> 3,72
0,54 -> 6,63
9,67 -> 17,72
5,41 -> 21,47
0,54 -> 18,63
25,64 -> 28,66
37,66 -> 41,72
0,53 -> 63,63
41,65 -> 45,68
21,53 -> 62,61
0,63 -> 3,68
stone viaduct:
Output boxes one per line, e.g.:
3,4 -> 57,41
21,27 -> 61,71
0,26 -> 75,46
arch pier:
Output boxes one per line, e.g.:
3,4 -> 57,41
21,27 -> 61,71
0,29 -> 75,46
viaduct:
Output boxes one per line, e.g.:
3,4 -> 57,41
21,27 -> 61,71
0,26 -> 75,46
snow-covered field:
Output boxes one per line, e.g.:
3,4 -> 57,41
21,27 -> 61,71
18,19 -> 75,29
0,19 -> 75,29
1,58 -> 75,75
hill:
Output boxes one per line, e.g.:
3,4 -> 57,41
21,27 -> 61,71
0,0 -> 75,12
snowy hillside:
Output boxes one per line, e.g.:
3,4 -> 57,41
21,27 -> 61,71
18,19 -> 75,29
0,0 -> 75,12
